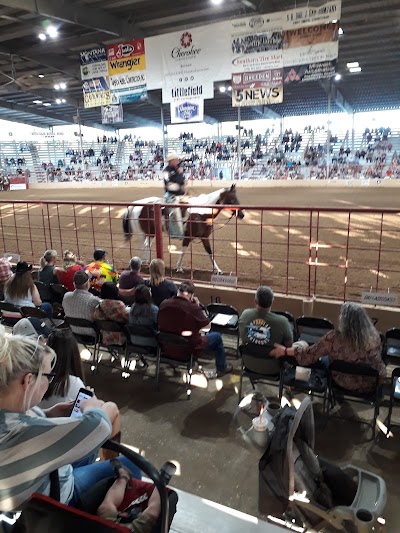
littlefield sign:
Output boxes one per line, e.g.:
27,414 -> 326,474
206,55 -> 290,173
211,274 -> 238,287
361,292 -> 398,306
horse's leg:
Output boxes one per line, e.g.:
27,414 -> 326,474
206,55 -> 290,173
176,237 -> 191,272
142,236 -> 154,264
202,237 -> 222,274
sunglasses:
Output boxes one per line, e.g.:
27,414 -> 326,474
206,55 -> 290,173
33,372 -> 56,384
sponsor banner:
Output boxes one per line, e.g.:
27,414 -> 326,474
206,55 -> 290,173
101,104 -> 123,124
361,292 -> 398,307
284,60 -> 336,83
82,77 -> 111,108
232,85 -> 283,107
283,40 -> 338,67
111,86 -> 147,104
211,274 -> 238,287
162,81 -> 214,103
232,50 -> 283,73
232,69 -> 283,89
283,22 -> 338,49
171,98 -> 204,123
80,47 -> 108,80
282,1 -> 341,30
231,31 -> 283,54
108,53 -> 145,75
107,39 -> 144,61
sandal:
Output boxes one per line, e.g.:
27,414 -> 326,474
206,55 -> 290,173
110,459 -> 132,486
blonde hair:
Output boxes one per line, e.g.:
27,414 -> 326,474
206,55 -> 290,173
0,325 -> 56,411
149,258 -> 165,286
63,250 -> 77,269
39,250 -> 57,270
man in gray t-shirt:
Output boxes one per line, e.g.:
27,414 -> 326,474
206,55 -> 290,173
239,286 -> 293,352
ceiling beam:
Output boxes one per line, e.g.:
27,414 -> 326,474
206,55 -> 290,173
253,105 -> 280,119
1,0 -> 144,39
319,80 -> 353,115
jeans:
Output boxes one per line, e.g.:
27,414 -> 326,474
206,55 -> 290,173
39,302 -> 53,318
206,332 -> 227,371
69,455 -> 141,507
165,193 -> 184,238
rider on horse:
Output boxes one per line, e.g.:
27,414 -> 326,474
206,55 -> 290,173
163,152 -> 187,239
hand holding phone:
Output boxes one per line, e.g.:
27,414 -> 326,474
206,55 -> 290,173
70,388 -> 94,418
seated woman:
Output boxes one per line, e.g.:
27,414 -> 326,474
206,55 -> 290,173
38,250 -> 61,286
272,302 -> 386,393
57,250 -> 85,292
0,327 -> 140,513
4,261 -> 53,318
146,259 -> 177,307
93,282 -> 129,346
128,284 -> 158,349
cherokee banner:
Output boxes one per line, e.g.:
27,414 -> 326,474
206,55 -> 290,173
170,98 -> 204,123
80,47 -> 108,80
101,104 -> 123,124
284,60 -> 336,83
107,39 -> 147,103
232,85 -> 283,107
232,69 -> 283,90
82,77 -> 111,108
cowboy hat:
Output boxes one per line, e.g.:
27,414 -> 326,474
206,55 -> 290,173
166,152 -> 181,162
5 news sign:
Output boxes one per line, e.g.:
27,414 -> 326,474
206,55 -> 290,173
232,85 -> 283,106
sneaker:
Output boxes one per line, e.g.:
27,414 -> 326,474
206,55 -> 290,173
216,363 -> 233,378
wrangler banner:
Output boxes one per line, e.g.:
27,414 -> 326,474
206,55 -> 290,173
232,85 -> 283,107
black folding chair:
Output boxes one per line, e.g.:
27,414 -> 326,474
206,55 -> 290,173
385,328 -> 400,361
296,316 -> 334,345
273,310 -> 298,341
238,343 -> 284,404
0,302 -> 23,326
49,283 -> 69,305
20,306 -> 64,328
93,319 -> 127,364
124,324 -> 158,375
327,360 -> 381,439
207,303 -> 240,358
386,367 -> 400,436
34,281 -> 53,303
156,331 -> 201,400
64,317 -> 100,370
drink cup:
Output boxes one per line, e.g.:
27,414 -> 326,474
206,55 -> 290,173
252,417 -> 269,448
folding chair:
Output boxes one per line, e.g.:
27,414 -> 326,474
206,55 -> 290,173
385,367 -> 400,435
20,306 -> 64,329
0,302 -> 23,326
296,316 -> 334,345
34,281 -> 53,303
124,324 -> 158,375
327,360 -> 381,439
207,303 -> 239,358
273,310 -> 298,341
64,317 -> 100,370
49,283 -> 69,304
156,331 -> 202,399
93,319 -> 127,364
238,343 -> 284,404
385,328 -> 400,361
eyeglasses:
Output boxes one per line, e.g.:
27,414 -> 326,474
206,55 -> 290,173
33,372 -> 56,384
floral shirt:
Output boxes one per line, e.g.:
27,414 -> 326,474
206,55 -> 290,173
294,330 -> 386,393
85,261 -> 118,291
93,299 -> 129,346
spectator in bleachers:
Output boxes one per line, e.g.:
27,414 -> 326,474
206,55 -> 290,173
158,281 -> 232,377
272,302 -> 386,393
239,286 -> 293,366
4,261 -> 53,317
62,270 -> 101,337
0,256 -> 13,299
38,250 -> 60,286
147,259 -> 177,307
118,256 -> 144,293
93,282 -> 129,346
56,250 -> 84,291
85,249 -> 118,292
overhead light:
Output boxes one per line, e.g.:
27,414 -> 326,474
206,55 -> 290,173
59,82 -> 67,90
338,27 -> 344,35
334,73 -> 342,81
349,66 -> 362,73
211,0 -> 223,4
61,98 -> 66,103
33,100 -> 42,104
38,74 -> 44,78
347,62 -> 359,68
55,98 -> 61,104
228,86 -> 232,92
54,84 -> 60,90
46,25 -> 58,38
219,86 -> 226,93
43,102 -> 52,106
38,33 -> 46,41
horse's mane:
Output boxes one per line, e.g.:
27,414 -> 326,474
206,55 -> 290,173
187,189 -> 225,214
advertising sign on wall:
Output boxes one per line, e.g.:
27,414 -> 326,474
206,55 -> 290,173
107,39 -> 147,103
284,60 -> 336,83
170,98 -> 204,123
101,104 -> 123,124
82,77 -> 111,108
232,85 -> 283,107
80,47 -> 108,80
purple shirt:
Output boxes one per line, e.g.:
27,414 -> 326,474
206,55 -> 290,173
118,270 -> 144,290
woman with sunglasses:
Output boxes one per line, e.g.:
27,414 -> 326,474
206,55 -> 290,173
0,326 -> 140,513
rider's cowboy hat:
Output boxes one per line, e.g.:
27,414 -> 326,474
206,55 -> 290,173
166,152 -> 181,162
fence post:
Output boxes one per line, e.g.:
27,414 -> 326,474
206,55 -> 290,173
154,203 -> 164,260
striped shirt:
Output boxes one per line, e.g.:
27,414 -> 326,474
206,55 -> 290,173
0,407 -> 111,511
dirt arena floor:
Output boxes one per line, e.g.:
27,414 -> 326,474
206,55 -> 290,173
1,182 -> 400,301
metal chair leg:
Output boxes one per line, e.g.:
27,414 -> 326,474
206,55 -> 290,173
155,349 -> 161,390
238,361 -> 244,404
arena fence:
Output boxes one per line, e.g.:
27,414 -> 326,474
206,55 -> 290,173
1,199 -> 400,303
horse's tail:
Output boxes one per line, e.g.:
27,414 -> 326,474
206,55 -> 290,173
122,208 -> 131,241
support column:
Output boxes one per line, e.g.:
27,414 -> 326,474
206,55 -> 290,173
237,107 -> 241,180
76,107 -> 84,159
351,112 -> 355,152
326,86 -> 331,179
161,106 -> 167,158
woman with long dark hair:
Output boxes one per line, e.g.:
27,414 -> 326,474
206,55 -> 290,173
128,284 -> 158,347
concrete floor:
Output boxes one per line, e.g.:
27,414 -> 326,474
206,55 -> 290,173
85,346 -> 400,532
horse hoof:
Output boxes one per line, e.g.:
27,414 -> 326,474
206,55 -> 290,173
214,270 -> 223,275
176,267 -> 184,273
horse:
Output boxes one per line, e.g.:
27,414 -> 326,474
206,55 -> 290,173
122,184 -> 245,273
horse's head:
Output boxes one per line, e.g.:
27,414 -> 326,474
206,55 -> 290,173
218,184 -> 245,219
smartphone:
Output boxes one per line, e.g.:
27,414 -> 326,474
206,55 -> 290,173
70,388 -> 93,418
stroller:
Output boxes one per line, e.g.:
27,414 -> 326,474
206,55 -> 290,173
259,397 -> 386,532
0,440 -> 178,533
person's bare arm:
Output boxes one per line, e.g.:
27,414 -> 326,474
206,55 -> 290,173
31,284 -> 42,306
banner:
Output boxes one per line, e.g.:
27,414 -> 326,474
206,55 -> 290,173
170,98 -> 204,123
232,86 -> 283,107
232,69 -> 283,90
80,47 -> 108,80
282,1 -> 341,30
107,39 -> 147,103
283,23 -> 338,48
82,77 -> 111,108
101,104 -> 123,124
284,60 -> 336,83
283,40 -> 338,67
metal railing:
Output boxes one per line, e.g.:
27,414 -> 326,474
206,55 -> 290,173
1,199 -> 399,303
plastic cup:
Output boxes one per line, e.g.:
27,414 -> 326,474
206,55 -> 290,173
252,417 -> 269,448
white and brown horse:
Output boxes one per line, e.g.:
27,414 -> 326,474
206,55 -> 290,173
122,184 -> 244,273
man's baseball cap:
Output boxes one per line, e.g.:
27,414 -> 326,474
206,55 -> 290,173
74,270 -> 89,286
13,318 -> 51,339
93,248 -> 107,261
